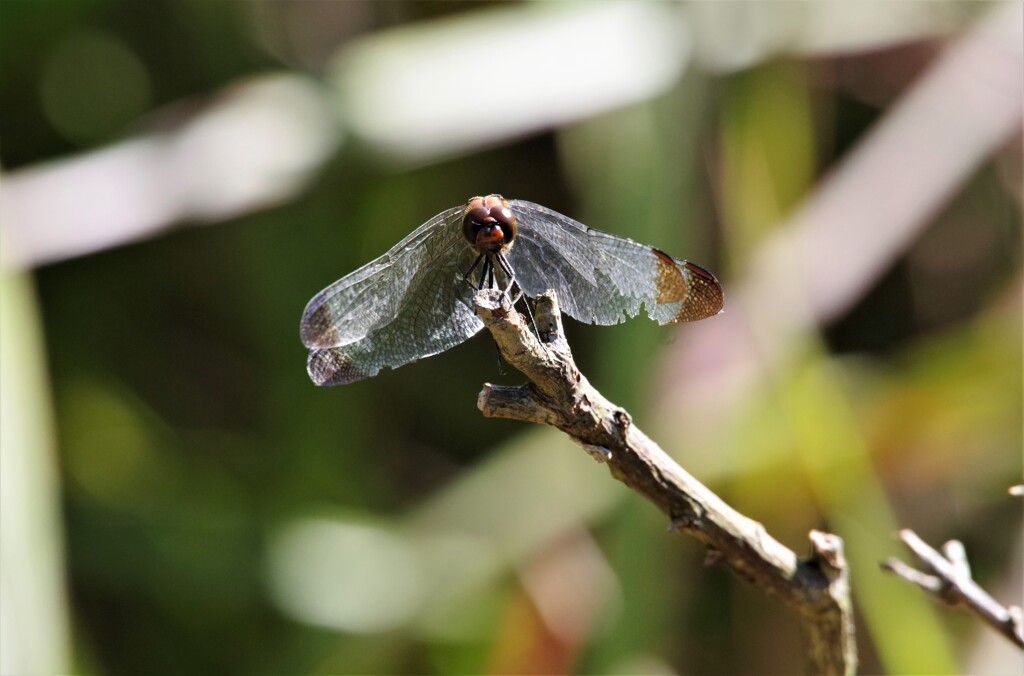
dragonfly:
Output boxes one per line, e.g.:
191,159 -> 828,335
301,195 -> 724,386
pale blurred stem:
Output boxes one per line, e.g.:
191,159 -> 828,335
881,529 -> 1024,649
474,289 -> 856,675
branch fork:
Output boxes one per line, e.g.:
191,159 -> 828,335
881,529 -> 1024,648
473,289 -> 857,675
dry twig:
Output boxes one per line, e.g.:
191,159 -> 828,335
881,529 -> 1023,649
473,289 -> 856,675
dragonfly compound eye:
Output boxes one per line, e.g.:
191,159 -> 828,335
462,205 -> 515,253
488,206 -> 517,244
461,206 -> 489,242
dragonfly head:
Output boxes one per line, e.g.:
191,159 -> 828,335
463,194 -> 517,255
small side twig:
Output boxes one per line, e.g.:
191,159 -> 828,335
473,289 -> 856,675
881,529 -> 1024,648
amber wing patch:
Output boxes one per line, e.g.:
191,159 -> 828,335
652,248 -> 688,304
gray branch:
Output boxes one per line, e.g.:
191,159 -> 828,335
881,529 -> 1024,649
473,289 -> 857,675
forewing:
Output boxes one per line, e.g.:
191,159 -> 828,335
506,200 -> 723,325
301,207 -> 483,385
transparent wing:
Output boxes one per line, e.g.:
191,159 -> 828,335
506,200 -> 723,325
300,206 -> 483,385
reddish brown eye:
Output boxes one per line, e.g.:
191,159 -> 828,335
462,200 -> 517,250
462,206 -> 491,244
466,206 -> 489,225
489,206 -> 512,222
488,206 -> 517,243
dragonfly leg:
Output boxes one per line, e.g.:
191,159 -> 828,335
462,254 -> 485,290
495,253 -> 517,296
496,253 -> 544,341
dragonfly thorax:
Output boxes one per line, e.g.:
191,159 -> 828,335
462,194 -> 517,255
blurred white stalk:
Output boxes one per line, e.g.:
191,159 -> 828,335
661,1 -> 1023,423
690,1 -> 969,71
0,264 -> 70,675
0,73 -> 339,269
331,2 -> 690,164
265,428 -> 620,639
0,2 -> 972,269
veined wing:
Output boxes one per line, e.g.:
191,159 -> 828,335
506,200 -> 723,325
300,207 -> 483,385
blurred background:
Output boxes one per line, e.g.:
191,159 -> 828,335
1,1 -> 1021,674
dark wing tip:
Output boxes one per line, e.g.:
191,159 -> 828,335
300,302 -> 342,349
307,348 -> 374,386
677,260 -> 724,322
651,248 -> 724,322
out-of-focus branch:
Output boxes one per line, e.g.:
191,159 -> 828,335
0,73 -> 338,269
660,1 -> 1023,422
474,289 -> 856,675
881,529 -> 1024,649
